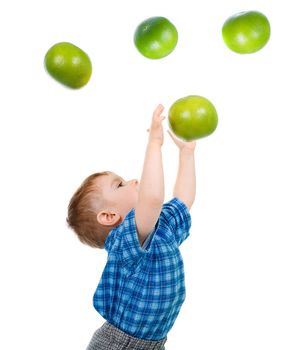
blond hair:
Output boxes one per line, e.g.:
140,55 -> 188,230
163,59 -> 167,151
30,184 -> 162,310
66,172 -> 110,248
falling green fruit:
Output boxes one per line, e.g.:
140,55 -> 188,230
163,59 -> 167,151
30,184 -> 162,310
222,11 -> 270,54
134,16 -> 178,59
168,95 -> 218,141
44,42 -> 92,88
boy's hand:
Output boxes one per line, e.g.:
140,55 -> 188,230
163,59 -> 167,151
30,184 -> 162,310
147,104 -> 165,146
167,130 -> 196,151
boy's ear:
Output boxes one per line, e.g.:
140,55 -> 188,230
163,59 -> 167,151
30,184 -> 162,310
96,210 -> 121,227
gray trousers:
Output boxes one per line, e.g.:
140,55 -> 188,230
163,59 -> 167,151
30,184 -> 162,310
86,322 -> 166,350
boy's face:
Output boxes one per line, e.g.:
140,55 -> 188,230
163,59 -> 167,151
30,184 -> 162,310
95,172 -> 139,219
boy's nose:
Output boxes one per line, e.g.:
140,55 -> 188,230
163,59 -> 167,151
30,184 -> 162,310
129,179 -> 139,187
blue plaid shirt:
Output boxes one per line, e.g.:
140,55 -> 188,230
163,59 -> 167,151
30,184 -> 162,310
93,198 -> 191,340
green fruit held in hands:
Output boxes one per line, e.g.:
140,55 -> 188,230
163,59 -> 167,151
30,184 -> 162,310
168,95 -> 218,141
44,42 -> 92,88
134,16 -> 178,59
222,11 -> 271,54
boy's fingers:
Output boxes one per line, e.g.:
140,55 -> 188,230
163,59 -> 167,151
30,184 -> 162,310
151,115 -> 165,128
167,130 -> 182,144
155,115 -> 166,122
153,104 -> 164,117
167,129 -> 175,138
167,130 -> 174,140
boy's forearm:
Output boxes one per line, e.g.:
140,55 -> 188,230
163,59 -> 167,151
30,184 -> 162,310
173,148 -> 196,209
138,141 -> 164,205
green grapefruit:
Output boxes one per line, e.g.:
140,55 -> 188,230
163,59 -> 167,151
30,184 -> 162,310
168,95 -> 218,141
222,11 -> 271,54
44,42 -> 92,88
134,16 -> 178,59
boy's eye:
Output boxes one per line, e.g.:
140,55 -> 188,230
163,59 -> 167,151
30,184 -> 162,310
118,181 -> 123,188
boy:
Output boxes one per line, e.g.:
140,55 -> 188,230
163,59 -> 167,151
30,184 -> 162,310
67,104 -> 196,349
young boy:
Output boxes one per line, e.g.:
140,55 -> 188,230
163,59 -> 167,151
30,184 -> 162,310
67,104 -> 196,349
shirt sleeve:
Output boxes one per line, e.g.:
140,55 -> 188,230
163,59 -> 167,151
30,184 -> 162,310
160,197 -> 192,246
104,209 -> 144,270
104,197 -> 191,267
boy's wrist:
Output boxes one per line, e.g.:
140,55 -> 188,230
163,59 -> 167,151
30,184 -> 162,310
148,138 -> 163,147
179,147 -> 195,155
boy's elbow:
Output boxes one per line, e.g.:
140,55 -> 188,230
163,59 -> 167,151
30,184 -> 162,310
182,199 -> 193,210
145,195 -> 164,209
138,191 -> 164,207
174,194 -> 195,210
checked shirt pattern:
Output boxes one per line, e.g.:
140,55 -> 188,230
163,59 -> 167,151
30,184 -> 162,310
93,198 -> 191,341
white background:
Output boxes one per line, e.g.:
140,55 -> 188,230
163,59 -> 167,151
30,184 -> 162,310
1,0 -> 295,349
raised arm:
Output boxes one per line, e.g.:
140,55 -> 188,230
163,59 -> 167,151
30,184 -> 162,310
168,131 -> 196,210
135,105 -> 165,244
